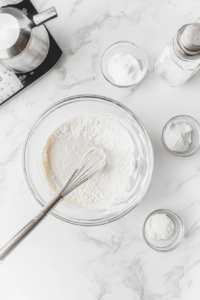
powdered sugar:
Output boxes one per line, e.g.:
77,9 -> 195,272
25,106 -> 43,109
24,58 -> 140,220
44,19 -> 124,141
108,53 -> 141,86
145,213 -> 174,240
42,115 -> 135,209
165,122 -> 192,152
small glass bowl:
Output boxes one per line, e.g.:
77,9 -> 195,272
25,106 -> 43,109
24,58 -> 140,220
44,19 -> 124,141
162,115 -> 200,157
101,41 -> 148,88
143,209 -> 184,252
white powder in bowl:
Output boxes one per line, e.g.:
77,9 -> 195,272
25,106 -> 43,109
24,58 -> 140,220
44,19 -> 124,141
164,122 -> 192,152
145,213 -> 174,240
42,115 -> 135,209
107,53 -> 142,86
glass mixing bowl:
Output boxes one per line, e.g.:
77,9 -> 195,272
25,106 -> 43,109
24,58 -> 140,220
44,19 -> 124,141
23,95 -> 154,226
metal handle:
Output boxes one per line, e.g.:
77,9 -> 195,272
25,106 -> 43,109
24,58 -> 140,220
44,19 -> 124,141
0,194 -> 62,263
33,7 -> 58,27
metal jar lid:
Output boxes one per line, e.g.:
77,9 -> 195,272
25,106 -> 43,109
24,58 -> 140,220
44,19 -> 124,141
174,24 -> 200,60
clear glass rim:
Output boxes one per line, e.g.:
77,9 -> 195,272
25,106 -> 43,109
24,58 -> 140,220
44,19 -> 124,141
143,209 -> 184,252
162,115 -> 200,157
100,41 -> 148,88
23,94 -> 154,226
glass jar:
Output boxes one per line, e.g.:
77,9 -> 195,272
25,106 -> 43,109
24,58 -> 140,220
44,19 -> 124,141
154,38 -> 200,87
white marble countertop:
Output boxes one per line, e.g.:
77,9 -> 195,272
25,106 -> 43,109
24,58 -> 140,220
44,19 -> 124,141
1,0 -> 200,299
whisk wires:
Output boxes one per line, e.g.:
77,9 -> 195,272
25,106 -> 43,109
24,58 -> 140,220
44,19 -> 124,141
59,148 -> 106,198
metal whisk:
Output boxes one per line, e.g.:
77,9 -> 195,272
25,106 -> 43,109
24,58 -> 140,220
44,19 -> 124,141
0,148 -> 106,263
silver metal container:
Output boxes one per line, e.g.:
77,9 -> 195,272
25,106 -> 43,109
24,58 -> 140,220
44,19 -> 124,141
0,6 -> 57,73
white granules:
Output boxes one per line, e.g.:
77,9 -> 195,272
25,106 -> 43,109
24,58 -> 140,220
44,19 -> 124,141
107,53 -> 142,86
42,115 -> 135,209
165,122 -> 192,152
145,213 -> 174,240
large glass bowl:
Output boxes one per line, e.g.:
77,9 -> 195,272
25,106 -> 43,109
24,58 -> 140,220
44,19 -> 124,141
23,95 -> 154,226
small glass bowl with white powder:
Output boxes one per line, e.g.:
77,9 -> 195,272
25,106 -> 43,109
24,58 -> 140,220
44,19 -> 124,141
101,41 -> 148,88
143,209 -> 184,252
162,115 -> 200,157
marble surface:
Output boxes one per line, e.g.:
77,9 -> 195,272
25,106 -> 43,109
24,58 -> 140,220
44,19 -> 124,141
1,0 -> 200,299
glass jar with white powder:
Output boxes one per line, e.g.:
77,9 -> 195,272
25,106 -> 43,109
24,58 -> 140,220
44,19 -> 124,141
154,24 -> 200,87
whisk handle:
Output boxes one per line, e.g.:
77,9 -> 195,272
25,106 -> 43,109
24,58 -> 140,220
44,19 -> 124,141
0,194 -> 62,263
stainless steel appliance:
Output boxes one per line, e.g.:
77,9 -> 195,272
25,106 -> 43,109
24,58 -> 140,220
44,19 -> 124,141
0,5 -> 57,73
0,0 -> 63,106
